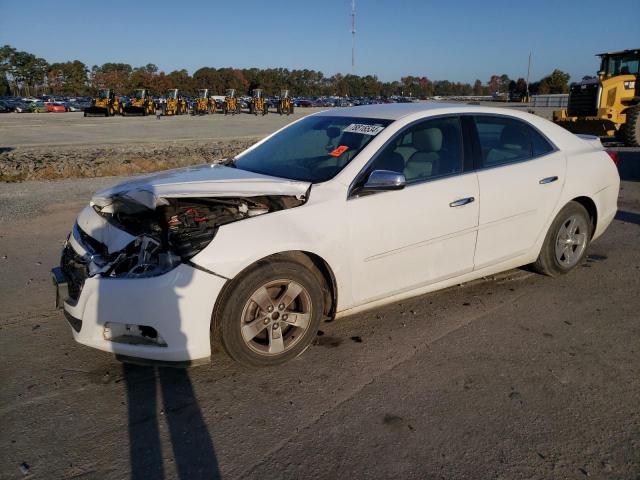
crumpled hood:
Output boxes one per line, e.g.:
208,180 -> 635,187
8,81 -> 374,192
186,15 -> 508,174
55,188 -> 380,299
91,163 -> 311,209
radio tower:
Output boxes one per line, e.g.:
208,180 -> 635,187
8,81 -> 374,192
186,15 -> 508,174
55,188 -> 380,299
351,0 -> 356,73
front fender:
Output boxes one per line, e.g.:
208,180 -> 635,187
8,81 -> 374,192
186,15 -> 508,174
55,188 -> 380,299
189,190 -> 353,309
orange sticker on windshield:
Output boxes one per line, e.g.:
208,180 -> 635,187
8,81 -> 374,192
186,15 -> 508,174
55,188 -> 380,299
329,145 -> 349,157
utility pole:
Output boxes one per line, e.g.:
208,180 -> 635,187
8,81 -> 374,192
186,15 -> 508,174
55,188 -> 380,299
526,51 -> 532,102
351,0 -> 356,73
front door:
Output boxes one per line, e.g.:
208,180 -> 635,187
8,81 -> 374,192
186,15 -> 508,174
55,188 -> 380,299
347,115 -> 480,305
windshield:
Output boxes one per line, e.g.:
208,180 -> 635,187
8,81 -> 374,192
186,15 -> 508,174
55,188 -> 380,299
603,54 -> 640,76
198,89 -> 207,98
134,90 -> 145,99
234,115 -> 392,183
167,89 -> 177,98
98,90 -> 110,99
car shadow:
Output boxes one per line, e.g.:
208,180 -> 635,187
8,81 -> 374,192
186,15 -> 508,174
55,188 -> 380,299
615,210 -> 640,226
124,364 -> 221,480
617,149 -> 640,182
82,215 -> 220,479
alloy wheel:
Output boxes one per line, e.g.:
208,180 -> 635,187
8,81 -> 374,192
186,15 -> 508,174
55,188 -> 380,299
240,279 -> 312,356
554,214 -> 588,267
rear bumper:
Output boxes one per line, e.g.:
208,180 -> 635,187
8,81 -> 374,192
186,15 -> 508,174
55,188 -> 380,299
592,184 -> 619,241
54,263 -> 226,362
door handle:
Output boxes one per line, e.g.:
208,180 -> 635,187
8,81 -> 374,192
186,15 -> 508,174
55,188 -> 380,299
539,176 -> 558,184
449,197 -> 475,207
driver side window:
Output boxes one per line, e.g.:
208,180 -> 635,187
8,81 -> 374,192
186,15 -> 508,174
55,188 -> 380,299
368,116 -> 463,184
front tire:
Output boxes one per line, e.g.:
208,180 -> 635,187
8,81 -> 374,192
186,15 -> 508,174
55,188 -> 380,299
214,259 -> 324,367
532,201 -> 592,276
621,106 -> 640,147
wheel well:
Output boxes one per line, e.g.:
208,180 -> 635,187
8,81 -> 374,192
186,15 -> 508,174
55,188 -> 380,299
214,250 -> 337,322
571,196 -> 597,237
275,251 -> 337,319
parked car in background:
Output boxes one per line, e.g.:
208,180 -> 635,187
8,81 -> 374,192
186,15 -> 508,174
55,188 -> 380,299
53,103 -> 619,368
46,102 -> 67,113
6,99 -> 31,112
65,101 -> 88,112
30,101 -> 47,113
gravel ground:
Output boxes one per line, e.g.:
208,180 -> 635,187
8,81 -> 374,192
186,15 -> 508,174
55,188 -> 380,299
0,106 -> 638,479
0,180 -> 638,479
0,176 -> 125,222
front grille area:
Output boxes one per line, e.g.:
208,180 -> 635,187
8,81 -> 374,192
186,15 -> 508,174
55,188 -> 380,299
567,83 -> 598,117
61,243 -> 88,301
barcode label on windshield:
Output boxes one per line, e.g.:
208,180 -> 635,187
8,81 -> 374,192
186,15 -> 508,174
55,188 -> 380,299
343,124 -> 385,135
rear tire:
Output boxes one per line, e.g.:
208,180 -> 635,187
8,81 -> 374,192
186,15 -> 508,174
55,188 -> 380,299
620,105 -> 640,147
532,201 -> 592,277
214,259 -> 324,368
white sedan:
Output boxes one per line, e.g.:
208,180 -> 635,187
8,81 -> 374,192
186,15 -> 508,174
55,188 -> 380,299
52,103 -> 620,367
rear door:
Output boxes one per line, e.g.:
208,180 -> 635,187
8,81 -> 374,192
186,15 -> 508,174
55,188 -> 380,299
471,115 -> 566,269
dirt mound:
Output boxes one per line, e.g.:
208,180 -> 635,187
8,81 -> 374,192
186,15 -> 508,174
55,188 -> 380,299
0,138 -> 258,182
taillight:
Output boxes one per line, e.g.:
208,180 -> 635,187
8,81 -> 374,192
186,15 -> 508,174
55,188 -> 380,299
606,149 -> 619,167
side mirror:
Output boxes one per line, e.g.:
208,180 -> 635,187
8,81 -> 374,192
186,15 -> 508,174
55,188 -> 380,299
363,169 -> 406,191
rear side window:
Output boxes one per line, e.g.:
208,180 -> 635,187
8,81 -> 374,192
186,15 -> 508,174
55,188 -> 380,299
474,116 -> 553,167
531,128 -> 554,156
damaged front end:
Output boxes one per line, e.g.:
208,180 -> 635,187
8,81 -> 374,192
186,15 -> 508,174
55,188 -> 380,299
60,192 -> 307,304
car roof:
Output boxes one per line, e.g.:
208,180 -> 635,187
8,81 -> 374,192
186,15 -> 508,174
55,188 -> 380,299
314,102 -> 469,120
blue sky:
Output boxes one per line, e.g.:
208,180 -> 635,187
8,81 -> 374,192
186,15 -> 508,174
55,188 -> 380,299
1,0 -> 638,84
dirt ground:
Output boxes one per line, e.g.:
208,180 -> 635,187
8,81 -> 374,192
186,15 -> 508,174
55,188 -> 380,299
0,111 -> 638,479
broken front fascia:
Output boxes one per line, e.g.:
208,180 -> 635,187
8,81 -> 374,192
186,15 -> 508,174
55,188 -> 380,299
70,189 -> 308,280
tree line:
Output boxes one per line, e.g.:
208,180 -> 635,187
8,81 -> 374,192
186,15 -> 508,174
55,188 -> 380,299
0,44 -> 572,98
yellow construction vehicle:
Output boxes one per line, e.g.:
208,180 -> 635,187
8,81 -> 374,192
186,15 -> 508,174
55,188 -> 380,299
248,89 -> 268,115
223,89 -> 241,115
123,88 -> 155,116
193,89 -> 213,115
164,89 -> 187,116
277,89 -> 294,115
84,89 -> 123,117
554,48 -> 639,146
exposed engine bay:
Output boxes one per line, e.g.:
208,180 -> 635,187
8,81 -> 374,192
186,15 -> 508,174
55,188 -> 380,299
65,194 -> 306,291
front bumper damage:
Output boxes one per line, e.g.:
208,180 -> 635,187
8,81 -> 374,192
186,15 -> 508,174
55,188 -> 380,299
54,261 -> 225,362
52,204 -> 227,363
52,165 -> 310,363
